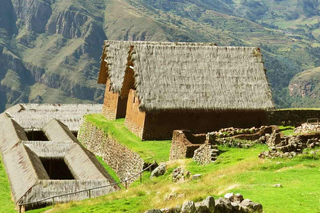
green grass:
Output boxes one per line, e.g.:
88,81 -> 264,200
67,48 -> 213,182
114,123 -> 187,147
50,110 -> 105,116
278,125 -> 295,136
0,155 -> 17,213
84,114 -> 172,163
96,156 -> 123,188
31,145 -> 320,213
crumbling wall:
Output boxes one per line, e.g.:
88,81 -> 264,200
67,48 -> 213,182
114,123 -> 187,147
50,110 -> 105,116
193,144 -> 211,165
169,130 -> 206,161
78,120 -> 144,184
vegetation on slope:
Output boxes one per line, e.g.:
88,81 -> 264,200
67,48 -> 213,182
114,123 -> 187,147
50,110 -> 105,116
0,155 -> 17,213
84,114 -> 171,163
1,0 -> 320,111
28,145 -> 320,213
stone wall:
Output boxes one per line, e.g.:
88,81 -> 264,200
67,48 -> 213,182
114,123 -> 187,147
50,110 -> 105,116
193,144 -> 211,165
267,110 -> 320,126
78,120 -> 144,184
170,130 -> 204,161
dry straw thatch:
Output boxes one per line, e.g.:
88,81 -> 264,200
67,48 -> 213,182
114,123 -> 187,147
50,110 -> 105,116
98,40 -> 274,112
0,113 -> 119,207
5,104 -> 102,131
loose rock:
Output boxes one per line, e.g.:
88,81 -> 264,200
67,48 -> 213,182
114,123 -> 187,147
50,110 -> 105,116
151,163 -> 166,178
181,201 -> 196,213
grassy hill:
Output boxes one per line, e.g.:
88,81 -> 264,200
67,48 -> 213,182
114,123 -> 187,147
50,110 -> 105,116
1,118 -> 320,212
25,145 -> 320,213
1,0 -> 320,111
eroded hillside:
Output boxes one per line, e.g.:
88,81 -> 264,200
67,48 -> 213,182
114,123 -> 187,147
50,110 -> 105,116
1,0 -> 320,112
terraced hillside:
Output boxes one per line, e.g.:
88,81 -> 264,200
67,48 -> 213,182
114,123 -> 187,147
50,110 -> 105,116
1,0 -> 320,112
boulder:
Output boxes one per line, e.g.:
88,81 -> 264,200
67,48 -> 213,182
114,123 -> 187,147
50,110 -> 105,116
224,193 -> 234,201
172,167 -> 190,182
195,202 -> 210,213
267,130 -> 281,147
161,206 -> 181,213
151,163 -> 166,178
145,209 -> 162,213
182,201 -> 196,213
240,199 -> 263,213
215,197 -> 233,213
233,193 -> 244,203
202,196 -> 215,213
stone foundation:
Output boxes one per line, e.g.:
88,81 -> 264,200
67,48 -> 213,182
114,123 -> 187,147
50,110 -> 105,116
78,120 -> 144,184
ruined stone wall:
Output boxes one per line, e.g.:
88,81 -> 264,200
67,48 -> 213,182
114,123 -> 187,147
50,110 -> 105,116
78,120 -> 144,184
170,130 -> 190,161
102,79 -> 119,120
193,144 -> 211,165
267,110 -> 320,126
124,89 -> 146,139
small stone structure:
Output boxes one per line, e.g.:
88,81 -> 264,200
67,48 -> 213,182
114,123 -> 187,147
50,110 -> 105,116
259,130 -> 320,159
78,119 -> 144,184
170,126 -> 278,165
146,193 -> 263,213
294,121 -> 320,134
170,130 -> 218,165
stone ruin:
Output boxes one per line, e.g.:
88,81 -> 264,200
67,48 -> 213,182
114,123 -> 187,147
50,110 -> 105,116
294,119 -> 320,134
169,130 -> 219,165
259,129 -> 320,159
169,126 -> 278,165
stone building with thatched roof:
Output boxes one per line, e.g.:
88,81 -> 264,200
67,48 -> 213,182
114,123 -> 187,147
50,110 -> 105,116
98,40 -> 274,140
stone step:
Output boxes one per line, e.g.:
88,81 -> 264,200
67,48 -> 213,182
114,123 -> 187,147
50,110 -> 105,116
211,149 -> 219,153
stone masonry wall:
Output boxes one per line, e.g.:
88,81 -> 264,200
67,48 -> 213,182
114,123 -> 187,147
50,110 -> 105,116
193,144 -> 211,165
267,110 -> 320,126
78,120 -> 144,184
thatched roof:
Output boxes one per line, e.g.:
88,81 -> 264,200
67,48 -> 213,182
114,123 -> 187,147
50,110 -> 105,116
43,119 -> 78,142
20,179 -> 113,206
0,113 -> 28,153
0,114 -> 119,205
5,104 -> 102,131
24,141 -> 73,158
98,40 -> 274,111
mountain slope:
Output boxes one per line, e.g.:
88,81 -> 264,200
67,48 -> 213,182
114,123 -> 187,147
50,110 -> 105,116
1,0 -> 320,112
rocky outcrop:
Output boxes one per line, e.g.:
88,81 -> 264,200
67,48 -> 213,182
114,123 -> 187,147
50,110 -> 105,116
46,7 -> 89,39
289,67 -> 320,99
13,0 -> 52,33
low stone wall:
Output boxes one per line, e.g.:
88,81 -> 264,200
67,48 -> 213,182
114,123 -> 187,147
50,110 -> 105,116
169,130 -> 205,160
267,110 -> 320,126
295,123 -> 320,134
193,144 -> 211,165
78,120 -> 144,184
